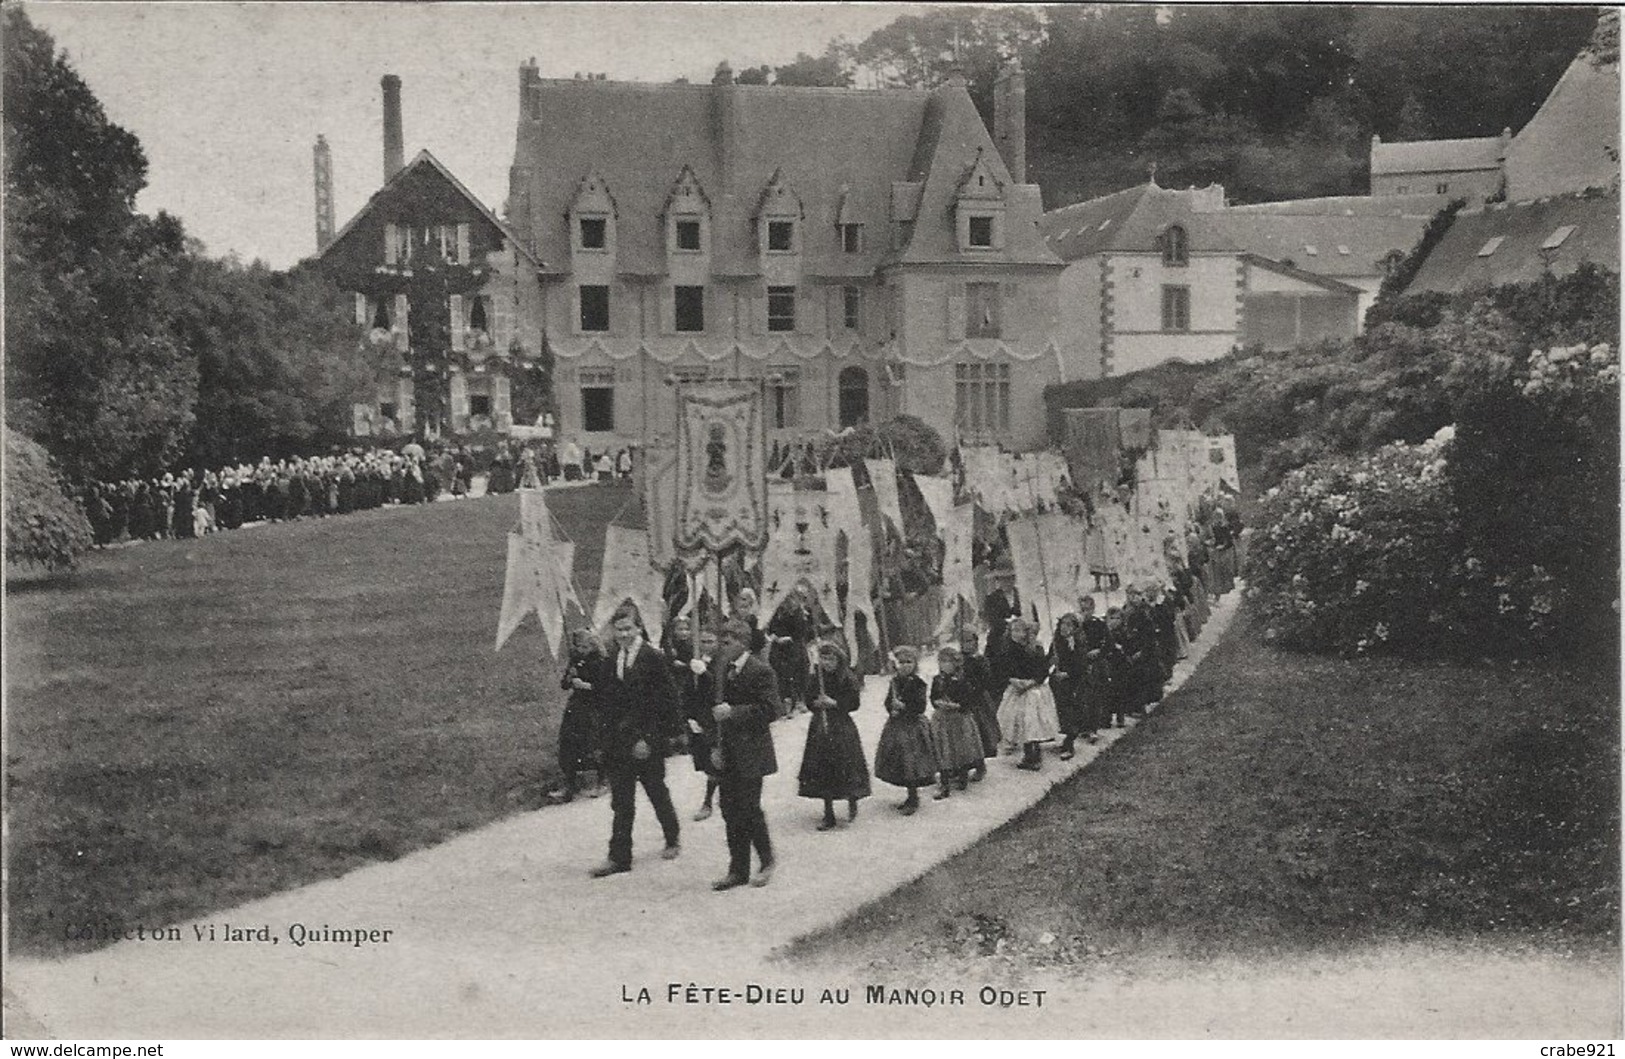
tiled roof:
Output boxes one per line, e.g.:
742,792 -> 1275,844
1404,189 -> 1620,294
1219,212 -> 1435,278
1039,183 -> 1235,260
1370,136 -> 1504,176
508,79 -> 1058,277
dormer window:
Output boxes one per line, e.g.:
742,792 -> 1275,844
676,219 -> 702,251
569,171 -> 617,257
954,149 -> 1005,252
579,217 -> 607,250
968,216 -> 994,248
663,166 -> 712,257
1162,225 -> 1189,266
756,167 -> 804,256
841,223 -> 864,253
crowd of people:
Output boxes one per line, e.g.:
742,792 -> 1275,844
546,518 -> 1238,889
73,441 -> 614,548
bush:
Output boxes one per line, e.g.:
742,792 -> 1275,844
5,428 -> 93,571
818,414 -> 946,475
1249,342 -> 1619,660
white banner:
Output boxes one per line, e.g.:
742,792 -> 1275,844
826,467 -> 874,656
1005,515 -> 1058,641
760,483 -> 840,618
495,534 -> 577,655
1038,509 -> 1088,615
592,525 -> 665,634
912,474 -> 954,538
864,458 -> 903,536
933,503 -> 978,643
643,449 -> 678,572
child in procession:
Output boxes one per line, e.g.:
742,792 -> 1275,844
796,642 -> 871,829
872,646 -> 937,814
928,645 -> 987,798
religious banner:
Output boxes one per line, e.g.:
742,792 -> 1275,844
674,381 -> 768,555
933,503 -> 978,643
497,489 -> 583,654
826,467 -> 875,660
1038,509 -> 1089,613
1064,408 -> 1122,496
591,525 -> 665,634
864,458 -> 903,535
759,482 -> 839,618
1005,514 -> 1060,639
912,474 -> 954,539
1118,406 -> 1153,451
643,449 -> 679,572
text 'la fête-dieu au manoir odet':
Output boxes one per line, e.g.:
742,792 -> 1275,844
623,982 -> 1048,1007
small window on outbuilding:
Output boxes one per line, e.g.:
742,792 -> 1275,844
1162,225 -> 1189,266
1541,225 -> 1576,250
1477,236 -> 1506,258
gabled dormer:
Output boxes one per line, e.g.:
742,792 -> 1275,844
955,148 -> 1007,252
663,165 -> 712,256
569,171 -> 617,257
755,167 -> 804,255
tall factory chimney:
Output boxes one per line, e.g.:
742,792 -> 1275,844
382,74 -> 404,181
313,134 -> 335,251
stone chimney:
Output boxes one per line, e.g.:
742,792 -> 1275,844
382,74 -> 404,182
993,57 -> 1027,183
519,57 -> 541,121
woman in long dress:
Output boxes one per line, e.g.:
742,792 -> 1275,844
995,619 -> 1060,770
554,630 -> 606,802
797,642 -> 872,829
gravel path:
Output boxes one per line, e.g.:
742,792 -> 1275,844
10,589 -> 1613,1038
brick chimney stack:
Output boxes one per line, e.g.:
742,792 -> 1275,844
994,57 -> 1027,183
382,74 -> 404,182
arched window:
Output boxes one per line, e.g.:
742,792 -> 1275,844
1162,225 -> 1189,267
838,366 -> 870,429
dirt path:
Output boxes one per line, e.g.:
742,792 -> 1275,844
9,589 -> 1613,1038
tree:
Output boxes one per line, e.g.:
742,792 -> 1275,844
773,50 -> 853,87
4,8 -> 198,480
4,428 -> 93,572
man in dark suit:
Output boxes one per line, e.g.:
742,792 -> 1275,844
983,571 -> 1022,660
709,618 -> 780,890
590,606 -> 684,877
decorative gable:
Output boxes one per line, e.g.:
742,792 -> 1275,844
663,165 -> 712,255
569,171 -> 617,255
954,149 -> 1007,251
756,167 -> 804,255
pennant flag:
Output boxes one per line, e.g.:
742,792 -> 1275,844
592,525 -> 665,634
497,488 -> 582,654
643,450 -> 678,572
912,474 -> 953,538
826,467 -> 874,659
933,503 -> 978,643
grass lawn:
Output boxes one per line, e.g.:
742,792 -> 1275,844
6,483 -> 632,956
787,607 -> 1620,971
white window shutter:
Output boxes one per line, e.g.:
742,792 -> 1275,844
449,294 -> 465,351
449,373 -> 469,432
797,287 -> 817,335
354,293 -> 368,326
394,293 -> 410,351
493,375 -> 512,425
384,223 -> 399,265
457,223 -> 471,264
661,285 -> 676,335
946,284 -> 966,341
493,291 -> 512,353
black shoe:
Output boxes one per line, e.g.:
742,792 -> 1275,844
817,817 -> 837,831
712,874 -> 748,891
933,789 -> 951,801
970,768 -> 986,783
898,801 -> 919,816
1016,760 -> 1041,771
956,776 -> 969,791
589,860 -> 631,878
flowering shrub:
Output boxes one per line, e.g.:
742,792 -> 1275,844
5,428 -> 93,572
1251,342 -> 1618,658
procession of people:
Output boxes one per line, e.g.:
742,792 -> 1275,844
549,516 -> 1239,890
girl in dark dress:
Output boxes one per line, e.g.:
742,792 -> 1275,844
1103,607 -> 1134,728
798,642 -> 872,829
957,632 -> 1000,778
1048,612 -> 1089,760
873,646 -> 937,814
928,646 -> 986,798
553,630 -> 606,802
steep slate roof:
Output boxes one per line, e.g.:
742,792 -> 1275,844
1504,50 -> 1621,199
1405,189 -> 1620,294
1218,212 -> 1434,279
322,149 -> 539,267
1371,135 -> 1504,176
508,78 -> 1057,277
1039,183 -> 1235,260
1239,253 -> 1361,294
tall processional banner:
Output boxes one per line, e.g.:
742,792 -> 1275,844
643,449 -> 679,573
864,459 -> 903,536
826,467 -> 874,658
933,503 -> 978,643
674,382 -> 768,556
1005,515 -> 1058,640
759,482 -> 839,620
496,489 -> 582,655
591,525 -> 665,635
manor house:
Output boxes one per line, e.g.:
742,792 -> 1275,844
504,59 -> 1066,451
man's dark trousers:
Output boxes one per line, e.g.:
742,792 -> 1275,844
719,774 -> 771,879
608,754 -> 680,868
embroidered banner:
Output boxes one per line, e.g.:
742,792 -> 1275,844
1005,515 -> 1059,640
759,482 -> 839,619
674,382 -> 768,555
1064,408 -> 1121,495
826,467 -> 875,658
591,525 -> 665,634
1038,509 -> 1089,615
